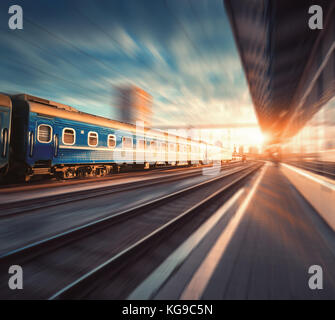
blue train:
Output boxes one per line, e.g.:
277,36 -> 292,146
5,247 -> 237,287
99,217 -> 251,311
0,94 -> 233,182
0,94 -> 11,177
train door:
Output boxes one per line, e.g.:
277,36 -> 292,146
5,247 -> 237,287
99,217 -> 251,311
161,141 -> 167,163
202,143 -> 208,164
187,144 -> 191,164
176,143 -> 180,164
34,119 -> 54,161
0,105 -> 11,170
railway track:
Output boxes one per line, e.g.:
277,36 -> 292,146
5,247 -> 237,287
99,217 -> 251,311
0,164 -> 197,190
0,162 -> 262,299
0,168 -> 205,218
0,162 -> 245,218
0,162 -> 243,192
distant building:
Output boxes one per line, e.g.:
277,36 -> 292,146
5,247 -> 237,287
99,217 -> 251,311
117,86 -> 152,127
238,146 -> 244,155
248,146 -> 259,155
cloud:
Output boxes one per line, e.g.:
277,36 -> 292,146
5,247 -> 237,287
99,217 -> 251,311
0,0 -> 258,127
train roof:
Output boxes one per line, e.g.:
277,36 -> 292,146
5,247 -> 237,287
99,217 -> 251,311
0,94 -> 12,108
15,94 -> 79,112
13,94 -> 205,144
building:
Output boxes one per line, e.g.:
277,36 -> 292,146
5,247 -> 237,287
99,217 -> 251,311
248,146 -> 259,155
117,86 -> 153,127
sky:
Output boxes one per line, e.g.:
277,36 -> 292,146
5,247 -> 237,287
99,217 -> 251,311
0,0 -> 259,131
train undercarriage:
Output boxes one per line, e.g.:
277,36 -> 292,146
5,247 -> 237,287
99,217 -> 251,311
4,160 -> 205,182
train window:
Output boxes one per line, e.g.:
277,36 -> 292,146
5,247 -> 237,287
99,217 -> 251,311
107,134 -> 116,148
37,124 -> 52,143
137,139 -> 145,150
150,141 -> 157,151
122,136 -> 133,149
62,128 -> 75,145
88,132 -> 98,147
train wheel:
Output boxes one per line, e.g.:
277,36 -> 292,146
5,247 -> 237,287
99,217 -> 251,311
113,165 -> 120,174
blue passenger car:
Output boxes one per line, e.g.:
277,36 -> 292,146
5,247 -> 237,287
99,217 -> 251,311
9,94 -> 141,179
8,94 -> 196,180
0,94 -> 11,177
6,94 -> 230,181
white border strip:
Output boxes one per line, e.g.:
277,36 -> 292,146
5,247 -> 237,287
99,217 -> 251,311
180,163 -> 267,299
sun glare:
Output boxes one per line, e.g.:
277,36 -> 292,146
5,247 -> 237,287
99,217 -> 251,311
233,127 -> 265,149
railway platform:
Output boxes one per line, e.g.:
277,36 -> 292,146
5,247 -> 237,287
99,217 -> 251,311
145,163 -> 335,299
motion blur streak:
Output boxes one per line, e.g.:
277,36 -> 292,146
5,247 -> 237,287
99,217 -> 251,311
180,163 -> 267,299
0,0 -> 257,130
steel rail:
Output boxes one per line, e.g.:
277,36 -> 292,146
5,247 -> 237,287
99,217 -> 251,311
48,163 -> 262,299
